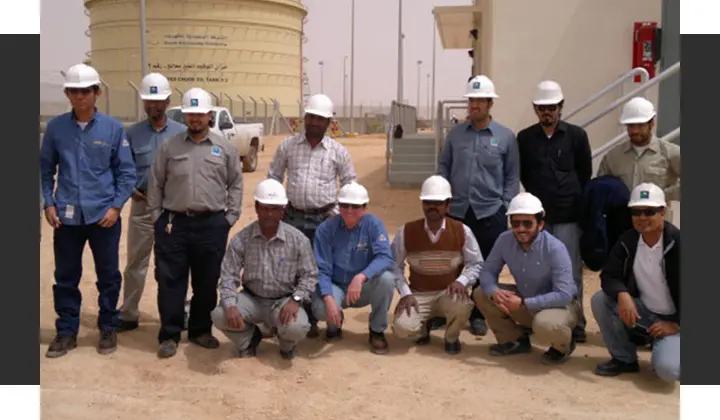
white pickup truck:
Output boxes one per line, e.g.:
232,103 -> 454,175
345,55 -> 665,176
166,106 -> 264,172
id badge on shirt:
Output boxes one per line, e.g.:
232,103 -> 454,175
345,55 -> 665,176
65,204 -> 75,219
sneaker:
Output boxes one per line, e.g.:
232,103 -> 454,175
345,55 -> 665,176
237,326 -> 263,358
593,358 -> 640,377
368,330 -> 389,355
97,331 -> 117,355
157,340 -> 178,358
46,335 -> 77,358
488,336 -> 532,356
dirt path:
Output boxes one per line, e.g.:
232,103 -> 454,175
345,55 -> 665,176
40,134 -> 679,420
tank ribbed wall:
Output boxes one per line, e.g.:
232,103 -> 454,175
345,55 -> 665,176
84,0 -> 307,119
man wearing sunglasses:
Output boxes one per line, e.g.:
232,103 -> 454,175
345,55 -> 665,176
591,183 -> 680,382
311,182 -> 398,354
473,192 -> 582,365
516,81 -> 592,344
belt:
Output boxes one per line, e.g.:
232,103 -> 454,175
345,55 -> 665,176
164,209 -> 224,218
243,288 -> 292,301
288,202 -> 334,215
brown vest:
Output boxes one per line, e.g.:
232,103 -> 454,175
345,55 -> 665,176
404,217 -> 466,292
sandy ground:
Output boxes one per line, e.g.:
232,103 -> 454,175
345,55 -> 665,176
40,134 -> 679,420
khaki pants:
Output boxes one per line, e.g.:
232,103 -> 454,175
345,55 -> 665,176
119,199 -> 155,322
392,290 -> 474,343
473,285 -> 581,353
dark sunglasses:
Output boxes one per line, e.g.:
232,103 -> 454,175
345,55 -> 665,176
339,203 -> 364,210
535,104 -> 558,112
630,208 -> 661,217
66,88 -> 93,95
510,220 -> 534,229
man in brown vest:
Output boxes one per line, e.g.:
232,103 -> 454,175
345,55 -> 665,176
391,176 -> 484,354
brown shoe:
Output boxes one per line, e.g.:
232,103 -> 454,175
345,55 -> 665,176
369,331 -> 389,355
46,335 -> 77,358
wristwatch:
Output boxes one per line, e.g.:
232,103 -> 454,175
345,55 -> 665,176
292,294 -> 302,304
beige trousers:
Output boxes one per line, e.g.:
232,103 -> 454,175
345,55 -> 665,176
473,285 -> 581,353
120,199 -> 155,322
392,290 -> 474,343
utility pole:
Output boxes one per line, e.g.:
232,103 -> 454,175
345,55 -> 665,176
349,0 -> 356,132
318,60 -> 324,93
426,73 -> 430,119
343,55 -> 348,117
396,0 -> 403,103
416,60 -> 422,109
431,10 -> 437,128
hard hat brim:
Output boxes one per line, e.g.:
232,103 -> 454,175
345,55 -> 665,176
620,114 -> 656,124
305,109 -> 333,119
338,199 -> 369,205
181,107 -> 212,114
254,197 -> 289,206
628,199 -> 666,208
64,81 -> 100,89
506,208 -> 545,216
532,97 -> 563,105
140,93 -> 171,101
463,92 -> 499,99
419,194 -> 451,201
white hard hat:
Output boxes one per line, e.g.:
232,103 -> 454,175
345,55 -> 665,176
63,63 -> 101,89
506,192 -> 545,216
181,88 -> 213,114
419,175 -> 452,201
619,97 -> 656,124
628,183 -> 666,208
305,94 -> 334,119
338,182 -> 369,205
254,179 -> 289,206
463,75 -> 498,99
140,73 -> 172,100
532,80 -> 564,105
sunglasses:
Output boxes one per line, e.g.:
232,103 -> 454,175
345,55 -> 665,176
630,208 -> 661,217
510,220 -> 534,229
339,203 -> 364,210
535,104 -> 558,112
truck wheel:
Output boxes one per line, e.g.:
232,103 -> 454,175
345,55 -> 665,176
242,145 -> 258,172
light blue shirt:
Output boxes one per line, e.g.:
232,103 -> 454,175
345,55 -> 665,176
438,120 -> 520,219
479,230 -> 576,310
126,118 -> 186,192
314,213 -> 394,297
40,110 -> 136,226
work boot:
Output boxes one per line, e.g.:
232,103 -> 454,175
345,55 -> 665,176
116,320 -> 139,333
325,313 -> 345,342
468,318 -> 488,336
593,359 -> 640,377
280,346 -> 297,360
237,326 -> 263,358
572,327 -> 587,343
427,317 -> 446,331
541,339 -> 576,365
189,333 -> 220,349
368,330 -> 389,355
415,321 -> 432,346
306,323 -> 320,339
444,340 -> 462,355
157,340 -> 178,358
97,331 -> 117,355
46,335 -> 77,358
488,335 -> 532,356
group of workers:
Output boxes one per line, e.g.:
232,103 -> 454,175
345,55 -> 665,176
40,63 -> 680,383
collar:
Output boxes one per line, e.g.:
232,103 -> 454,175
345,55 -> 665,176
184,129 -> 220,145
250,221 -> 287,242
516,230 -> 546,252
340,213 -> 365,231
424,217 -> 446,233
623,136 -> 661,154
146,118 -> 169,132
464,119 -> 496,135
534,120 -> 568,135
71,107 -> 99,124
639,232 -> 664,250
297,132 -> 329,149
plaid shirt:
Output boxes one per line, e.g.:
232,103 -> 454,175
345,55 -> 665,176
218,221 -> 319,309
267,133 -> 356,210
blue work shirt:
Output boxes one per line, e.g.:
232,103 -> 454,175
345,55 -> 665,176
478,230 -> 576,311
127,118 -> 186,192
314,213 -> 394,297
40,110 -> 136,226
438,120 -> 520,219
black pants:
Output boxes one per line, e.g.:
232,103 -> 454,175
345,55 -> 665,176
449,205 -> 508,322
154,211 -> 230,343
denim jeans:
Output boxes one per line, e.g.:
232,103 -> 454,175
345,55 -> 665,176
545,223 -> 586,330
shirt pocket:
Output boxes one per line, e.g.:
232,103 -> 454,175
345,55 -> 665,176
642,162 -> 668,186
272,246 -> 293,286
477,141 -> 504,169
202,154 -> 227,182
551,144 -> 574,172
133,143 -> 155,170
168,154 -> 192,178
86,141 -> 113,170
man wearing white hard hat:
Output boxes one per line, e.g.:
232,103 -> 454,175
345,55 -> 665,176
40,63 -> 137,358
212,179 -> 318,360
597,97 -> 680,222
591,183 -> 680,381
474,192 -> 581,365
516,80 -> 592,343
147,87 -> 244,358
116,72 -> 186,333
311,182 -> 399,354
268,93 -> 357,338
390,175 -> 483,355
438,75 -> 520,337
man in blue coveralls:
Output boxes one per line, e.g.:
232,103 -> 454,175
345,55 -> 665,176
311,182 -> 398,354
116,72 -> 186,332
40,63 -> 136,358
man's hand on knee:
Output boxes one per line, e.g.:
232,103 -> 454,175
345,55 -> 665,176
225,306 -> 245,330
394,295 -> 419,317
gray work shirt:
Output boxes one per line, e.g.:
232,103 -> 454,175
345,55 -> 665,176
218,221 -> 319,309
438,120 -> 520,220
478,230 -> 576,311
126,118 -> 186,192
147,130 -> 244,225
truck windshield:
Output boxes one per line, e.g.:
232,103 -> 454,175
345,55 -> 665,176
166,108 -> 184,124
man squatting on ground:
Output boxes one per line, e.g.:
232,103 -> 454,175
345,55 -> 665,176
311,182 -> 399,354
147,87 -> 243,358
117,72 -> 186,332
391,175 -> 483,355
474,192 -> 582,365
212,179 -> 318,359
438,75 -> 520,336
267,93 -> 357,338
41,63 -> 136,358
591,183 -> 680,382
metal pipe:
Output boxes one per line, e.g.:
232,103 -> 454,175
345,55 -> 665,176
431,11 -> 436,128
140,0 -> 148,76
396,0 -> 403,102
127,80 -> 142,121
565,67 -> 650,121
350,0 -> 356,133
343,55 -> 348,117
416,60 -> 422,110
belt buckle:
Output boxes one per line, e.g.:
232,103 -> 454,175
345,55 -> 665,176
185,210 -> 197,217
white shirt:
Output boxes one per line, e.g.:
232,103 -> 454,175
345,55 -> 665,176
633,233 -> 676,315
390,218 -> 484,297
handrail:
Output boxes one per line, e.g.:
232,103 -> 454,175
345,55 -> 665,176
578,61 -> 680,129
591,126 -> 680,159
126,80 -> 141,121
565,67 -> 649,121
